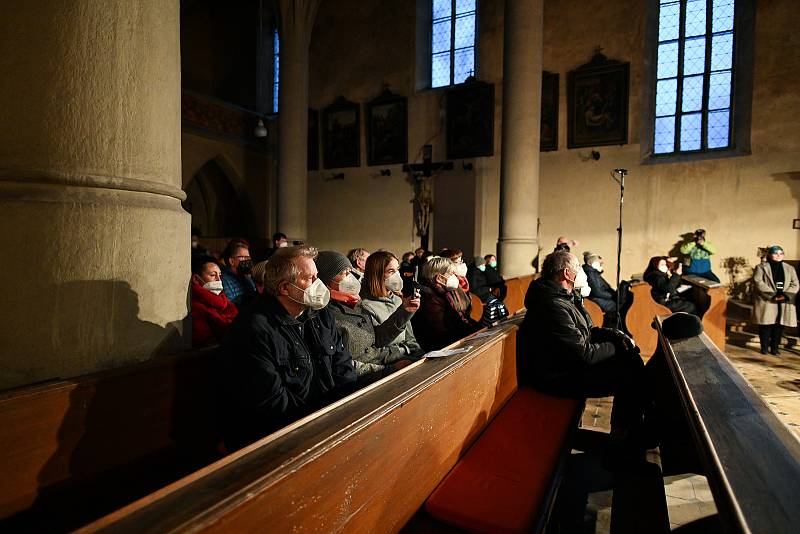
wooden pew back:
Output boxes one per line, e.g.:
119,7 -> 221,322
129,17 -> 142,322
655,318 -> 800,533
82,320 -> 524,533
625,282 -> 671,358
0,347 -> 221,528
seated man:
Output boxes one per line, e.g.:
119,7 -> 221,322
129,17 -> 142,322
265,231 -> 289,260
467,256 -> 494,303
582,251 -> 620,325
483,254 -> 507,301
555,236 -> 579,252
190,255 -> 238,347
517,250 -> 651,458
680,228 -> 720,282
219,246 -> 357,450
220,240 -> 257,307
347,247 -> 370,281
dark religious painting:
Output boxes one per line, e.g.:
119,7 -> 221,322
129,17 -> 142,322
323,96 -> 360,169
540,71 -> 559,151
567,53 -> 629,148
446,78 -> 494,159
308,108 -> 319,171
366,89 -> 407,166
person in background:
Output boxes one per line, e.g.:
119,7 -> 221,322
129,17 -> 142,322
555,236 -> 579,252
191,228 -> 208,256
583,251 -> 619,324
360,251 -> 425,360
220,240 -> 258,307
251,260 -> 268,294
643,256 -> 697,315
412,257 -> 481,351
680,229 -> 720,282
191,255 -> 238,347
400,252 -> 415,268
439,249 -> 470,292
347,248 -> 370,281
219,246 -> 356,450
265,232 -> 289,260
752,245 -> 799,355
483,254 -> 508,301
316,251 -> 420,381
467,256 -> 494,303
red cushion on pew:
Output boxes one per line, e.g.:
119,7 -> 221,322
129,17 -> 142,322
425,388 -> 581,534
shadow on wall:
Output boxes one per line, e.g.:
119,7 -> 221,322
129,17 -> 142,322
667,232 -> 695,263
772,171 -> 800,256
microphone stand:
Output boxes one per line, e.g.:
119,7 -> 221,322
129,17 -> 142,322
612,169 -> 628,330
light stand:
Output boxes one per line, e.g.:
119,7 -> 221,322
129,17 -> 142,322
612,168 -> 628,330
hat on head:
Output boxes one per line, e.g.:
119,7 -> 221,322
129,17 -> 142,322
583,251 -> 600,265
473,256 -> 486,267
315,251 -> 353,285
251,260 -> 268,285
768,245 -> 784,255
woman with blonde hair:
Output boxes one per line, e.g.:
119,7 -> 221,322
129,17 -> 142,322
360,251 -> 424,359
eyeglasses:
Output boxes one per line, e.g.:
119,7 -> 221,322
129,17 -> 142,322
234,255 -> 251,261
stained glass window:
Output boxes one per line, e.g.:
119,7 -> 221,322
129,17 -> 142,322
273,29 -> 280,114
431,0 -> 477,88
653,0 -> 736,154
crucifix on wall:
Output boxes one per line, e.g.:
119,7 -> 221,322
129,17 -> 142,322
403,145 -> 453,251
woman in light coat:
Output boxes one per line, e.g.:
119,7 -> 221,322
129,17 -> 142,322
752,245 -> 799,355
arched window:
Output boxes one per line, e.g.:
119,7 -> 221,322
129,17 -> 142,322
430,0 -> 477,88
645,0 -> 754,160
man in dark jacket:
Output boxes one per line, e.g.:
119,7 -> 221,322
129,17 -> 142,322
517,250 -> 647,439
219,246 -> 357,450
482,254 -> 507,301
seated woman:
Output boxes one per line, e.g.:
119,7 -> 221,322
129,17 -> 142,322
412,256 -> 482,351
643,256 -> 698,315
191,255 -> 238,346
315,251 -> 419,382
359,251 -> 425,359
439,248 -> 470,292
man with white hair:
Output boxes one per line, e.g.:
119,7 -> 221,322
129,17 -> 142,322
219,246 -> 357,450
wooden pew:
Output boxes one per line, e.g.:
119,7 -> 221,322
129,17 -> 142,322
654,317 -> 800,533
583,298 -> 604,327
625,282 -> 671,358
0,347 -> 222,531
79,321 -> 525,532
681,274 -> 728,351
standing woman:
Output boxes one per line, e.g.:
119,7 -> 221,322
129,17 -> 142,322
360,251 -> 425,359
752,245 -> 799,355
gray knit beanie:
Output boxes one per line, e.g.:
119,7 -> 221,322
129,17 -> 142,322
315,250 -> 353,285
473,256 -> 486,267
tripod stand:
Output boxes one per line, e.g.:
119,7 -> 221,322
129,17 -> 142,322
612,169 -> 628,330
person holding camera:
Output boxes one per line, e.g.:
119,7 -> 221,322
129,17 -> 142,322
752,245 -> 799,355
643,256 -> 698,315
680,229 -> 720,282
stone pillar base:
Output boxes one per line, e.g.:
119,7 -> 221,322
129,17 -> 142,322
498,237 -> 538,279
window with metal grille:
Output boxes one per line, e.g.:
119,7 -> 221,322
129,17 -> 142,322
653,0 -> 736,155
430,0 -> 477,88
273,28 -> 280,114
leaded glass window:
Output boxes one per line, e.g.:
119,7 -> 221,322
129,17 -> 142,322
431,0 -> 477,88
653,0 -> 735,154
273,29 -> 280,114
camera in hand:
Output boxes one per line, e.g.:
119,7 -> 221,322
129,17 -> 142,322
400,264 -> 420,298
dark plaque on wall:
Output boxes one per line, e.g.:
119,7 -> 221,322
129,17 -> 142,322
567,52 -> 629,148
540,71 -> 559,152
308,108 -> 319,171
366,88 -> 407,166
323,96 -> 360,169
446,79 -> 495,159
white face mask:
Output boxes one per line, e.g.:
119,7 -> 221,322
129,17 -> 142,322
658,264 -> 669,274
454,263 -> 468,277
572,268 -> 591,297
591,261 -> 603,273
290,278 -> 330,310
385,271 -> 403,293
191,240 -> 199,249
203,280 -> 223,295
477,265 -> 486,272
338,272 -> 361,296
444,273 -> 459,290
278,241 -> 289,248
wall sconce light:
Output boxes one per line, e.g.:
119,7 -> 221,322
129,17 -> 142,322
380,169 -> 392,176
327,172 -> 345,180
254,119 -> 268,138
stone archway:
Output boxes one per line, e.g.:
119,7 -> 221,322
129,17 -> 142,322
183,159 -> 255,237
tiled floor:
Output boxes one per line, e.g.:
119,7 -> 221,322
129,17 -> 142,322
581,322 -> 800,532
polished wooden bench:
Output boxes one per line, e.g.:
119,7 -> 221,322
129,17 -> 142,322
625,282 -> 672,358
681,274 -> 728,351
0,346 -> 222,531
582,298 -> 604,327
654,316 -> 800,533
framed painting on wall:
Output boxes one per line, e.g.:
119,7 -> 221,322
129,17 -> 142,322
567,53 -> 629,148
323,96 -> 360,169
308,108 -> 319,171
446,79 -> 495,159
366,89 -> 407,166
540,71 -> 559,151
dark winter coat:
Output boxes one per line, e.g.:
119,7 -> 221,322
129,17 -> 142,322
412,283 -> 481,351
219,294 -> 357,450
583,264 -> 617,312
467,265 -> 493,303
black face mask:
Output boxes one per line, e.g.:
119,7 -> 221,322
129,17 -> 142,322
237,259 -> 254,275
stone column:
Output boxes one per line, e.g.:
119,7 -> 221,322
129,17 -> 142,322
497,0 -> 543,278
275,0 -> 321,242
0,0 -> 189,390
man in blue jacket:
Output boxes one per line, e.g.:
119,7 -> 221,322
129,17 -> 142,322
219,246 -> 357,450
